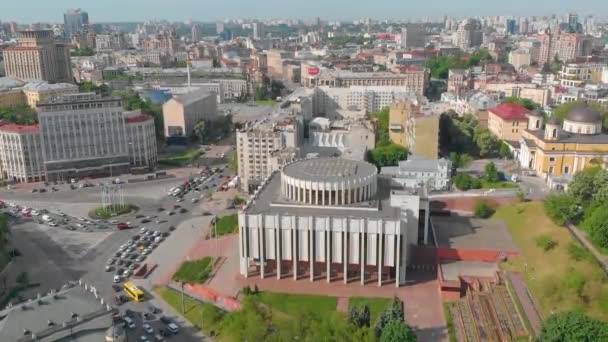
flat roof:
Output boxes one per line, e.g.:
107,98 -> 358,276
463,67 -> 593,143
440,260 -> 499,282
431,216 -> 519,252
244,172 -> 405,220
282,157 -> 376,183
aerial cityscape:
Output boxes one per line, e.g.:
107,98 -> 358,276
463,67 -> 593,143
1,2 -> 608,341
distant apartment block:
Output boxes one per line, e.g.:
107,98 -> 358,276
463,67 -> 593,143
3,30 -> 73,83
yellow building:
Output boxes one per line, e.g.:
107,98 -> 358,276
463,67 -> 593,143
519,106 -> 608,180
389,101 -> 439,160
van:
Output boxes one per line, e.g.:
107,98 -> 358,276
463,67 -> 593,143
123,316 -> 136,329
167,323 -> 179,334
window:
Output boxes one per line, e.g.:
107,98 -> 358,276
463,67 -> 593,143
564,166 -> 570,174
549,157 -> 555,162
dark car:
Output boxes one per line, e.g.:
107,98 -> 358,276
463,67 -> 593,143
140,219 -> 150,224
161,232 -> 169,237
39,188 -> 47,193
179,208 -> 187,213
160,316 -> 172,325
157,207 -> 165,212
112,284 -> 122,292
135,214 -> 145,219
168,226 -> 176,231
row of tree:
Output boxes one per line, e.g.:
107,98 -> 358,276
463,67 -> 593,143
0,104 -> 38,125
367,107 -> 409,169
424,49 -> 493,79
439,111 -> 507,158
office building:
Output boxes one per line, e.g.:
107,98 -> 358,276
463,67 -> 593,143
252,22 -> 264,40
389,100 -> 440,160
162,89 -> 217,138
95,32 -> 127,51
238,157 -> 430,287
455,19 -> 483,49
3,30 -> 73,83
0,124 -> 44,183
381,155 -> 451,191
301,65 -> 429,97
400,24 -> 426,49
519,105 -> 608,182
487,103 -> 530,143
191,24 -> 201,42
216,21 -> 225,34
506,19 -> 517,35
36,93 -> 130,181
63,8 -> 89,39
22,81 -> 79,107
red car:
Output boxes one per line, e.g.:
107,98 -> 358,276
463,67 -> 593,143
117,223 -> 130,230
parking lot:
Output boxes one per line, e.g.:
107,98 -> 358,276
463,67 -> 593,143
1,161 -> 237,341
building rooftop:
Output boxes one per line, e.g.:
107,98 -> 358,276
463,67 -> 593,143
125,113 -> 153,123
0,124 -> 40,134
0,284 -> 115,342
0,77 -> 26,91
22,81 -> 77,92
170,88 -> 214,106
488,103 -> 530,121
528,129 -> 608,144
282,157 -> 376,183
244,171 -> 409,220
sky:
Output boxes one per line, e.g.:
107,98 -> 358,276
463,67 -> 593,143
0,0 -> 605,23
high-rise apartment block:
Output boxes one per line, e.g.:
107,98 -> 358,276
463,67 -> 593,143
455,19 -> 483,50
3,30 -> 73,83
538,30 -> 592,65
63,8 -> 89,39
400,24 -> 426,49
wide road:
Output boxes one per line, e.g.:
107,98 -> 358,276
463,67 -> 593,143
1,163 -> 235,341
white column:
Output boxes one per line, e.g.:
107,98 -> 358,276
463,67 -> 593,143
259,225 -> 265,279
322,188 -> 325,205
240,223 -> 249,277
360,226 -> 365,285
309,224 -> 314,282
292,221 -> 297,280
326,219 -> 331,283
276,224 -> 281,280
343,220 -> 348,284
395,233 -> 400,288
378,230 -> 383,287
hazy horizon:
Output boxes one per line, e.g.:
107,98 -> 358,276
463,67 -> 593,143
0,0 -> 605,23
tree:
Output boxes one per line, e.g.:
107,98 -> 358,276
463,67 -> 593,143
474,200 -> 495,218
369,144 -> 408,168
484,161 -> 498,182
568,167 -> 602,205
371,107 -> 390,145
498,142 -> 512,159
516,189 -> 526,202
583,206 -> 608,248
0,104 -> 38,125
360,305 -> 371,328
16,271 -> 29,286
502,96 -> 541,110
374,298 -> 403,337
349,305 -> 361,327
380,319 -> 417,342
540,311 -> 608,342
255,85 -> 269,101
193,120 -> 206,144
543,192 -> 580,225
0,213 -> 10,251
473,127 -> 499,157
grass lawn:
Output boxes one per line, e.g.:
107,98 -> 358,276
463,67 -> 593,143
255,99 -> 277,106
348,297 -> 392,323
256,291 -> 337,317
159,149 -> 203,166
172,257 -> 214,284
155,287 -> 225,336
480,180 -> 519,189
209,214 -> 238,238
91,204 -> 135,219
495,201 -> 608,321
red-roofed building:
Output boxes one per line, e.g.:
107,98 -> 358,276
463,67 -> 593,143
487,103 -> 530,142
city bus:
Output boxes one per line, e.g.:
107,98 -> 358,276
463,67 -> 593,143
123,282 -> 144,302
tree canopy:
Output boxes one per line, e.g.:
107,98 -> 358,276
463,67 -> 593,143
0,104 -> 38,125
424,49 -> 493,79
540,311 -> 608,342
502,96 -> 541,111
113,90 -> 164,140
439,112 -> 499,157
371,107 -> 390,145
368,144 -> 408,169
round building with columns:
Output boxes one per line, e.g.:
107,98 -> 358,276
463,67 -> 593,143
281,158 -> 377,205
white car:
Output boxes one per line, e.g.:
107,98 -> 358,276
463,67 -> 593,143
154,236 -> 164,243
30,210 -> 39,216
113,275 -> 121,283
143,323 -> 154,334
122,269 -> 131,277
140,227 -> 148,234
143,248 -> 152,255
191,198 -> 199,203
49,222 -> 57,227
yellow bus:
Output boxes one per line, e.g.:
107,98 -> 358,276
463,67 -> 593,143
123,282 -> 144,302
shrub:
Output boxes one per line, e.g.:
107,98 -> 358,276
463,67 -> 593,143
583,206 -> 608,248
172,257 -> 214,284
536,235 -> 558,251
516,189 -> 526,202
543,192 -> 580,225
567,242 -> 593,262
484,161 -> 498,182
474,201 -> 494,218
453,174 -> 472,190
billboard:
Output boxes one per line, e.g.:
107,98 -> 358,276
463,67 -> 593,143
308,67 -> 320,76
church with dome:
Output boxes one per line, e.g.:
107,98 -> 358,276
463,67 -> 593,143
519,104 -> 608,188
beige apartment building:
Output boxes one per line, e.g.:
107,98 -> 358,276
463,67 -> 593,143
483,82 -> 552,107
389,101 -> 439,160
3,30 -> 73,83
22,81 -> 79,107
538,31 -> 592,65
0,124 -> 44,183
162,89 -> 217,138
559,63 -> 605,88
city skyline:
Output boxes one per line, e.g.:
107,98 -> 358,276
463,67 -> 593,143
0,0 -> 605,23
